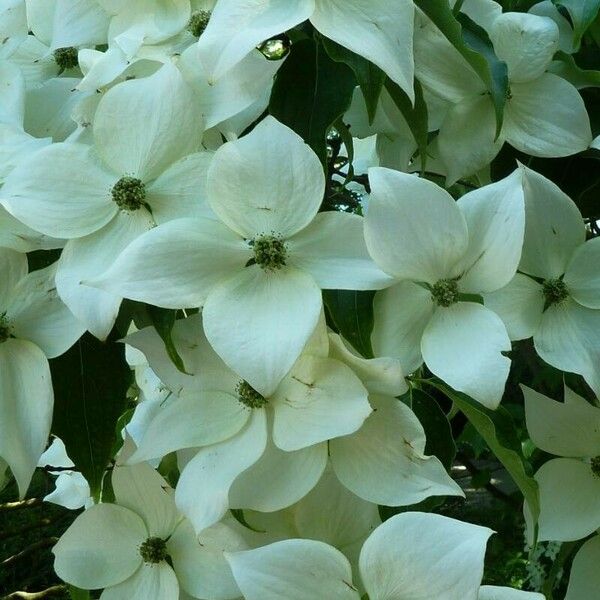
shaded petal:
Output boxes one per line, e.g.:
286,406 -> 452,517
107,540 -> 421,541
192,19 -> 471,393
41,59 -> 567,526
359,512 -> 492,600
330,395 -> 463,506
49,0 -> 110,49
456,169 -> 525,293
0,339 -> 53,497
203,265 -> 322,397
272,355 -> 371,451
90,217 -> 248,309
365,168 -> 468,284
225,539 -> 360,600
312,0 -> 414,100
536,457 -> 600,542
94,63 -> 203,181
371,281 -> 435,374
207,116 -> 324,239
196,0 -> 313,81
565,536 -> 600,600
518,165 -> 585,279
479,586 -> 545,600
483,274 -> 544,341
422,303 -> 511,409
0,247 -> 27,308
175,410 -> 267,533
52,504 -> 145,589
101,563 -> 178,600
288,211 -> 394,290
564,237 -> 600,309
0,143 -> 117,238
504,74 -> 592,157
229,437 -> 327,512
522,384 -> 600,458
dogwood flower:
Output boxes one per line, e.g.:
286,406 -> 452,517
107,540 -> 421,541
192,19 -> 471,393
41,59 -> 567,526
365,167 -> 525,408
523,384 -> 600,542
485,167 -> 600,395
565,535 -> 600,600
0,248 -> 84,497
196,0 -> 415,100
1,62 -> 208,339
53,463 -> 246,600
90,116 -> 391,395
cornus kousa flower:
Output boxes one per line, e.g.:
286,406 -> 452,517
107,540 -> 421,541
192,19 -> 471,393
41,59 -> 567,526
1,62 -> 208,339
195,0 -> 416,100
225,510 -> 544,600
364,167 -> 525,409
0,248 -> 84,497
91,116 -> 392,396
564,535 -> 600,600
415,11 -> 592,184
123,313 -> 372,534
485,167 -> 600,396
523,385 -> 600,542
53,463 -> 246,600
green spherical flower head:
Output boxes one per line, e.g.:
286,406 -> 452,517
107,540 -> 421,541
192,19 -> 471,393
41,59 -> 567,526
431,279 -> 459,307
111,177 -> 146,211
591,456 -> 600,478
139,537 -> 168,564
257,37 -> 291,61
237,380 -> 268,409
252,234 -> 287,271
542,278 -> 569,306
53,47 -> 79,70
0,313 -> 12,343
188,10 -> 211,37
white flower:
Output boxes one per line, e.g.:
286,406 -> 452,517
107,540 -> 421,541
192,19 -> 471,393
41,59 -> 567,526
1,62 -> 208,339
0,248 -> 84,496
90,115 -> 391,394
485,166 -> 600,396
523,384 -> 600,542
52,463 -> 245,600
365,167 -> 525,408
196,0 -> 415,100
565,535 -> 600,600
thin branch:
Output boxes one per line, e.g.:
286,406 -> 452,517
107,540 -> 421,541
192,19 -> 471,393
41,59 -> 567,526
4,585 -> 67,599
1,537 -> 58,568
0,498 -> 43,511
0,518 -> 53,541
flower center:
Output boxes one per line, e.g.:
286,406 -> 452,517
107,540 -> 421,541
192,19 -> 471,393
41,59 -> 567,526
236,380 -> 268,409
591,456 -> 600,478
139,537 -> 168,564
0,312 -> 12,343
431,279 -> 459,307
111,177 -> 146,211
188,10 -> 211,37
251,234 -> 287,271
257,36 -> 291,61
53,47 -> 79,70
542,278 -> 569,306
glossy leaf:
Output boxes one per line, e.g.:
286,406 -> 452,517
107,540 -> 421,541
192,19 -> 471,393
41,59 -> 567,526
554,0 -> 600,47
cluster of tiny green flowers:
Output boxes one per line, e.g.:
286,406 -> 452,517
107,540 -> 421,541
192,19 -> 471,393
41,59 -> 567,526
251,234 -> 288,270
236,380 -> 268,409
139,537 -> 168,564
542,278 -> 569,306
53,47 -> 79,70
430,279 -> 459,307
0,313 -> 11,343
111,177 -> 146,212
188,10 -> 211,37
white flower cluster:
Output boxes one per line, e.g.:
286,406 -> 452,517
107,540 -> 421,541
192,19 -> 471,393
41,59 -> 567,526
0,0 -> 597,598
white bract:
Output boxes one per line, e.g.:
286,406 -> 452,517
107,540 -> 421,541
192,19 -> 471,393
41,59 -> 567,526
565,535 -> 600,600
365,167 -> 525,409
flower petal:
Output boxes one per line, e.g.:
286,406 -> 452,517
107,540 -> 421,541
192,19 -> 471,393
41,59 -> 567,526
565,535 -> 600,600
0,247 -> 27,307
422,303 -> 511,409
52,504 -> 145,589
225,539 -> 360,600
203,265 -> 322,397
479,586 -> 545,600
94,63 -> 203,181
100,563 -> 178,600
207,116 -> 324,239
365,168 -> 468,284
330,395 -> 463,506
564,237 -> 600,309
359,512 -> 492,600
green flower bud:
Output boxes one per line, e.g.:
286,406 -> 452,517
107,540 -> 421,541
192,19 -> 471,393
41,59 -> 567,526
542,278 -> 569,307
591,456 -> 600,478
111,177 -> 146,212
53,47 -> 79,71
188,10 -> 211,37
139,537 -> 168,564
237,380 -> 268,409
431,279 -> 459,307
0,312 -> 12,343
251,234 -> 287,271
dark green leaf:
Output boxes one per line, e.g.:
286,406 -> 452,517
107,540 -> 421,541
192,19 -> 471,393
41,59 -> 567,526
230,509 -> 265,533
269,38 -> 356,165
425,380 -> 540,542
321,37 -> 386,125
410,388 -> 457,470
68,585 -> 91,600
384,78 -> 429,170
333,117 -> 354,184
323,290 -> 375,358
550,50 -> 600,88
50,334 -> 131,499
146,305 -> 188,374
414,0 -> 508,135
554,0 -> 600,47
